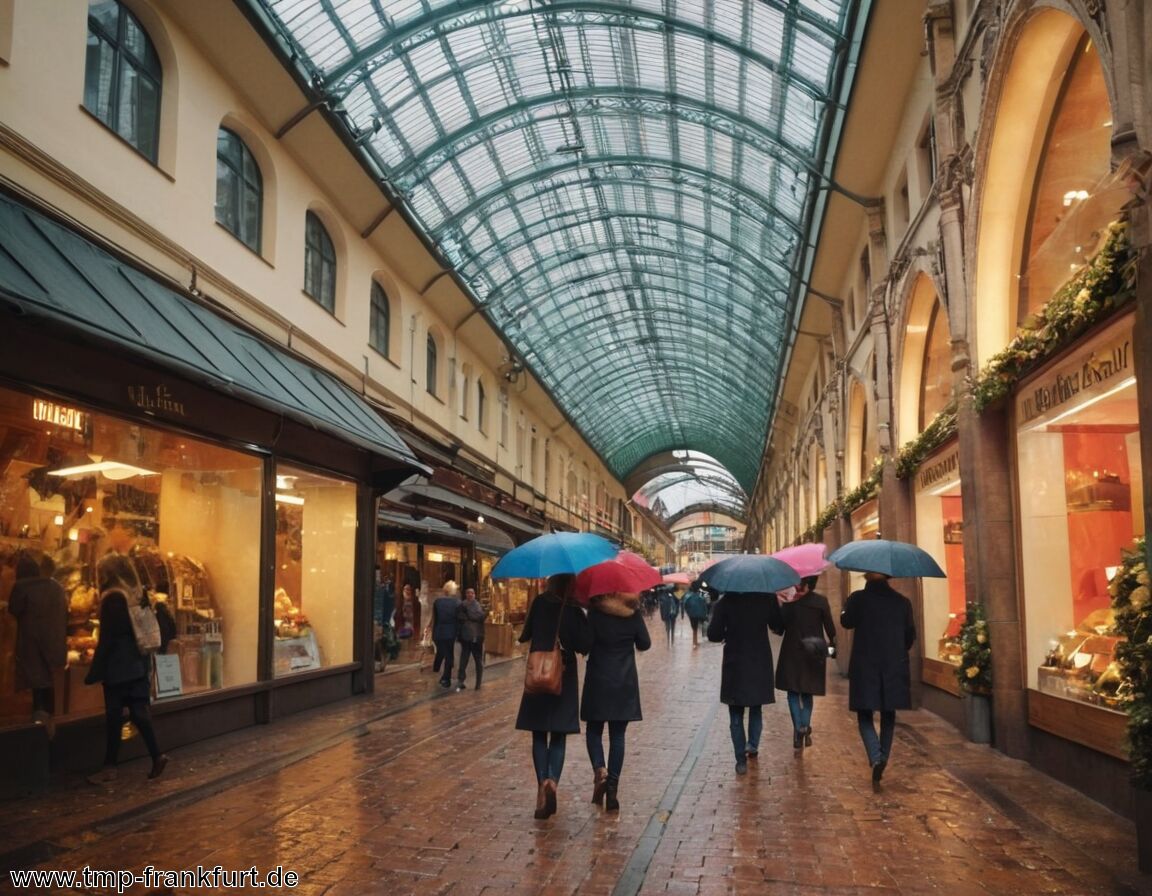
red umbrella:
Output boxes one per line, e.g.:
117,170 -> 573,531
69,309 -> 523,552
662,572 -> 693,585
575,551 -> 663,602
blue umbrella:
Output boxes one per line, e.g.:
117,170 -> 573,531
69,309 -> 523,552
491,532 -> 619,579
827,538 -> 947,578
700,555 -> 800,595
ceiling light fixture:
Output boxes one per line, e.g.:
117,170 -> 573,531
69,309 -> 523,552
48,461 -> 158,480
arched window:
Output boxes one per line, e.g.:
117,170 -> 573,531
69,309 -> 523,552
425,334 -> 438,396
303,211 -> 336,312
215,128 -> 262,252
919,302 -> 951,429
369,282 -> 390,357
477,381 -> 487,432
84,0 -> 161,162
460,375 -> 471,419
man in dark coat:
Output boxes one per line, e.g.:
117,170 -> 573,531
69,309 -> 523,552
775,575 -> 837,750
515,574 -> 593,818
581,592 -> 651,811
430,582 -> 461,688
707,592 -> 783,774
8,554 -> 68,735
840,572 -> 917,783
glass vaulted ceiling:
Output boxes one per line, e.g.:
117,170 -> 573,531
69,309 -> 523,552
246,0 -> 869,493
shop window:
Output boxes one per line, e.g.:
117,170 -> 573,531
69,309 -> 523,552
425,334 -> 438,397
215,127 -> 262,253
369,282 -> 390,358
84,0 -> 162,162
273,464 -> 356,677
1017,317 -> 1140,709
0,385 -> 261,726
303,211 -> 336,312
914,446 -> 966,668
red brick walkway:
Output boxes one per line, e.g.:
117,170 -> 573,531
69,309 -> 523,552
0,621 -> 1148,895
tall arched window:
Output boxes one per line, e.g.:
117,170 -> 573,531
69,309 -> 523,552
919,301 -> 951,430
425,334 -> 438,396
215,128 -> 262,252
84,0 -> 161,162
369,282 -> 390,357
303,211 -> 336,312
477,381 -> 487,432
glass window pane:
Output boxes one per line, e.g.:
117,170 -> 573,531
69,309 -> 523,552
83,34 -> 115,121
215,157 -> 237,231
273,464 -> 357,676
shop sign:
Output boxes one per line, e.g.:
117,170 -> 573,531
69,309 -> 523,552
127,384 -> 188,418
32,398 -> 87,432
917,445 -> 960,493
1016,316 -> 1133,427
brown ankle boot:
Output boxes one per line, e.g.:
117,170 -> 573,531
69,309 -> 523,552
542,778 -> 557,817
534,780 -> 549,819
605,776 -> 619,813
592,767 -> 608,806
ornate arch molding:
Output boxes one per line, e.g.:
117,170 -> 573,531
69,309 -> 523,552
968,2 -> 1118,369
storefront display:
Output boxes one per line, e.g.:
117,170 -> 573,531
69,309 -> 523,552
1017,313 -> 1142,710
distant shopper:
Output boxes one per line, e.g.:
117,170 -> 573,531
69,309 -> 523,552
682,581 -> 710,648
840,572 -> 917,784
8,553 -> 68,737
581,591 -> 651,812
658,587 -> 680,647
431,581 -> 462,688
775,576 -> 837,751
707,592 -> 783,774
455,586 -> 488,691
374,568 -> 397,672
515,574 -> 592,819
85,577 -> 168,784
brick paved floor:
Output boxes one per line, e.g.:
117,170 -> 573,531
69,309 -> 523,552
1,620 -> 1149,895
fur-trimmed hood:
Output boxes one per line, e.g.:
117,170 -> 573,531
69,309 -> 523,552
591,594 -> 639,617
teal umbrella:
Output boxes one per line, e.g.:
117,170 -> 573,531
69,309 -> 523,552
700,555 -> 800,594
827,539 -> 947,578
491,532 -> 619,579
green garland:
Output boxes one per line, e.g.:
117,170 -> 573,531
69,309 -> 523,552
1110,536 -> 1152,789
895,403 -> 958,480
956,601 -> 992,694
971,221 -> 1136,411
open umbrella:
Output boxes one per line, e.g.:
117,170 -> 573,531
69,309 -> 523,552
662,572 -> 693,585
770,543 -> 829,578
491,532 -> 619,579
700,555 -> 800,595
827,538 -> 946,578
574,551 -> 663,602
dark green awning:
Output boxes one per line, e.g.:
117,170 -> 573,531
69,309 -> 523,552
0,193 -> 427,475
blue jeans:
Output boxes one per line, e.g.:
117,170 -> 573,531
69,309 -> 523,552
728,705 -> 762,760
586,720 -> 629,779
786,692 -> 814,731
532,731 -> 567,783
856,710 -> 895,764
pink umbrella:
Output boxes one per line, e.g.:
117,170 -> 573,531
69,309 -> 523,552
770,543 -> 829,578
662,572 -> 693,585
575,551 -> 663,602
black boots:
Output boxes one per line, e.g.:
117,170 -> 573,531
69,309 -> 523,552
604,776 -> 619,813
592,767 -> 608,806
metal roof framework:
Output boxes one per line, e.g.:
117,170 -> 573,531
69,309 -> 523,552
244,0 -> 869,495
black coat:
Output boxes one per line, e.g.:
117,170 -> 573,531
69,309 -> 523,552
581,596 -> 651,722
706,593 -> 783,707
515,591 -> 592,733
840,579 -> 917,711
775,591 -> 837,696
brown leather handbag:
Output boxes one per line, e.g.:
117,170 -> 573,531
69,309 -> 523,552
523,597 -> 566,696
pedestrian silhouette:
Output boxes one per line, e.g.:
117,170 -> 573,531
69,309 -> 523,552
775,575 -> 836,752
455,586 -> 487,690
581,591 -> 651,812
840,571 -> 917,784
431,581 -> 461,688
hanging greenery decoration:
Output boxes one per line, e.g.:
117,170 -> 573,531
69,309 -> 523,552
970,221 -> 1135,411
1111,536 -> 1152,789
894,403 -> 959,480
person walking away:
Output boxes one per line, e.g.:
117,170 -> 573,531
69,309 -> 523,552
455,586 -> 488,690
8,553 -> 68,738
658,587 -> 680,647
581,590 -> 651,812
373,568 -> 396,672
775,575 -> 836,752
840,571 -> 917,784
707,591 -> 783,774
85,557 -> 168,783
682,581 -> 710,648
431,581 -> 461,688
515,574 -> 592,819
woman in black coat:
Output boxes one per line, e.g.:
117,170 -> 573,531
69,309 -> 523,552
706,592 -> 783,774
581,592 -> 650,812
84,588 -> 168,784
775,576 -> 837,750
515,574 -> 592,818
840,572 -> 917,783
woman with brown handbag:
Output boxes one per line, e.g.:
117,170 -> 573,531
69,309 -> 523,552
514,574 -> 592,819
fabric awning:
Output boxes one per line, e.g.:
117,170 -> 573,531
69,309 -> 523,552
0,192 -> 427,477
393,482 -> 545,540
